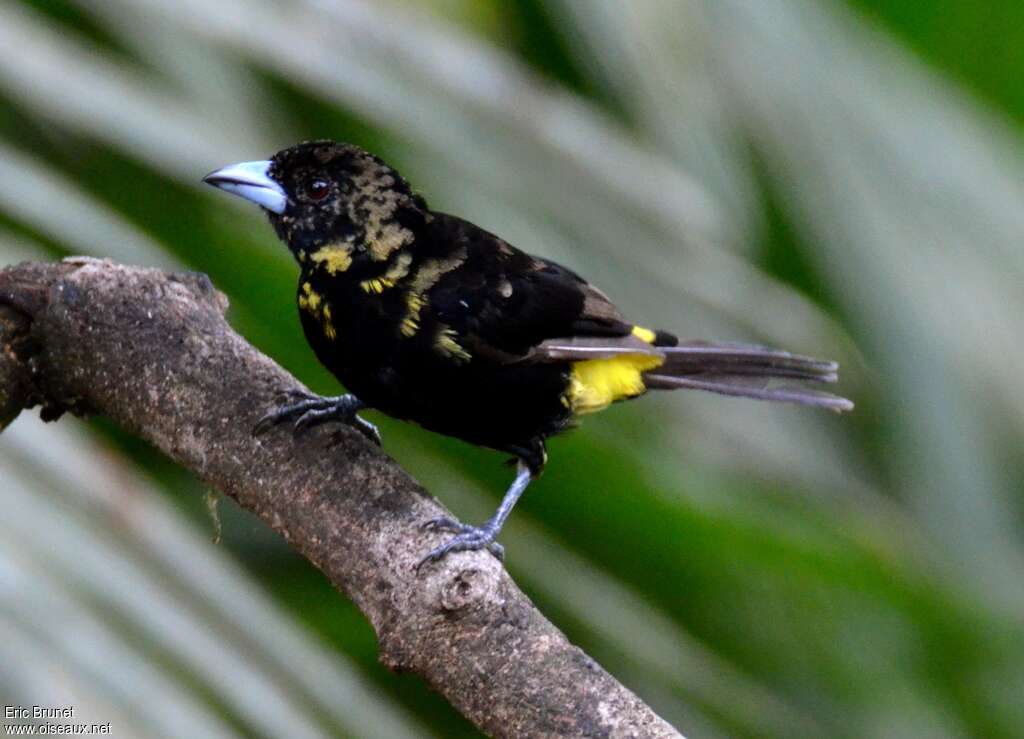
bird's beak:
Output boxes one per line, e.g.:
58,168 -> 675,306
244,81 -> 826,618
202,160 -> 287,214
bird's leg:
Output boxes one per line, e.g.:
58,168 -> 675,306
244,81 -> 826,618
254,390 -> 381,446
419,461 -> 535,566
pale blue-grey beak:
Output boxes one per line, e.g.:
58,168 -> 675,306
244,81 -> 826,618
203,160 -> 287,214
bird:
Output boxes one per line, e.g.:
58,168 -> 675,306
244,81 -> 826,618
204,140 -> 852,565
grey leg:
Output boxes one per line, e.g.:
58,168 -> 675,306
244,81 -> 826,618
253,391 -> 381,445
419,461 -> 533,566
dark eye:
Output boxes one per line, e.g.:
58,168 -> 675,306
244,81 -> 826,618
308,179 -> 330,201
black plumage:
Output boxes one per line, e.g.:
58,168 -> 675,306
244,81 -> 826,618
298,211 -> 591,460
205,140 -> 852,563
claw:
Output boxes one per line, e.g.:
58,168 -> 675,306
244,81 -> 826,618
252,393 -> 380,444
417,521 -> 505,568
253,397 -> 321,435
421,515 -> 468,533
415,461 -> 532,568
350,416 -> 383,446
253,409 -> 288,436
276,388 -> 316,403
328,416 -> 382,446
294,407 -> 333,434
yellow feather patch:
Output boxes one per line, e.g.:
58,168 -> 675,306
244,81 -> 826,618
320,303 -> 336,339
564,353 -> 664,414
360,278 -> 394,294
632,325 -> 657,343
299,282 -> 322,312
400,293 -> 424,337
310,245 -> 353,274
436,327 -> 472,362
359,252 -> 412,294
400,317 -> 420,337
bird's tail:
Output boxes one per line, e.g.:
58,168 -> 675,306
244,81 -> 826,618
642,341 -> 853,411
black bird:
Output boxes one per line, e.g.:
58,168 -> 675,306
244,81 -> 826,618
204,141 -> 852,564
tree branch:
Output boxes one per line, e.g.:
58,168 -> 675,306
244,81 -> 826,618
0,258 -> 682,739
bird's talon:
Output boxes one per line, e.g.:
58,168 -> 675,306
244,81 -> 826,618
292,408 -> 324,434
422,515 -> 464,533
253,408 -> 294,435
417,524 -> 503,568
353,417 -> 383,446
251,394 -> 379,445
324,416 -> 382,446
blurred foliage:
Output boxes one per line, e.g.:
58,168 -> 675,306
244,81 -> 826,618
1,1 -> 1023,738
849,0 -> 1024,123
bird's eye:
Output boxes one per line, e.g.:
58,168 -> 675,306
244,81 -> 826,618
308,179 -> 330,201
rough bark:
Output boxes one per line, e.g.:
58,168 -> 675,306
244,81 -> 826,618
0,258 -> 682,739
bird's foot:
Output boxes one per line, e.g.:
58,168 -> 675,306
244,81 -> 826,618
254,391 -> 381,446
418,516 -> 505,566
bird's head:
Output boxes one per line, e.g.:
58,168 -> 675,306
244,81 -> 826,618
204,140 -> 428,268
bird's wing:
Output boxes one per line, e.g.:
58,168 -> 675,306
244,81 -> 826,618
423,213 -> 637,361
423,215 -> 852,411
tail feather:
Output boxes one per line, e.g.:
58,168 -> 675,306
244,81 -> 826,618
643,373 -> 854,411
661,341 -> 838,381
529,335 -> 854,412
648,340 -> 852,411
664,365 -> 838,382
